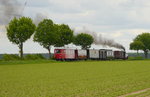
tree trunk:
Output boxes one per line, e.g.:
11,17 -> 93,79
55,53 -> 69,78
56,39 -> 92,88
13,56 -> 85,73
47,47 -> 51,59
19,42 -> 23,59
144,50 -> 148,59
137,50 -> 139,56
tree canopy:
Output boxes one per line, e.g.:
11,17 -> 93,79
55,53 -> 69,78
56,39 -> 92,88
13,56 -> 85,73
54,24 -> 74,47
6,17 -> 36,58
34,19 -> 59,58
130,41 -> 144,55
74,33 -> 94,49
131,33 -> 150,58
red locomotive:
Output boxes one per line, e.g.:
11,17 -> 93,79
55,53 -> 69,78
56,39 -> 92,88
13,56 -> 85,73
54,49 -> 76,60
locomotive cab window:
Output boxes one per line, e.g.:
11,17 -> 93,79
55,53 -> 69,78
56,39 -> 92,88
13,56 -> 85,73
55,50 -> 61,54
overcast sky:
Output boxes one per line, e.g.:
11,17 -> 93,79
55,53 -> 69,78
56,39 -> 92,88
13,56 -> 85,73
0,0 -> 150,54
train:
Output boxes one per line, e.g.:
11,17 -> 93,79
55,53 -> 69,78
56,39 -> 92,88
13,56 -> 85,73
54,48 -> 128,61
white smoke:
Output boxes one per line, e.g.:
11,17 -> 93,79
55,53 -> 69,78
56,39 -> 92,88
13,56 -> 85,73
75,27 -> 125,50
0,0 -> 23,25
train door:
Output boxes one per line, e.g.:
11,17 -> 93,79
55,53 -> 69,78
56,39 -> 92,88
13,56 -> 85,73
123,51 -> 126,59
101,51 -> 104,59
75,50 -> 78,59
102,50 -> 107,59
99,50 -> 103,59
99,50 -> 101,59
87,49 -> 89,59
104,50 -> 107,59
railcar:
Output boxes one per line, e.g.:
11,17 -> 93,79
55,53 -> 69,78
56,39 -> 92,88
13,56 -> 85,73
76,49 -> 87,60
114,51 -> 126,59
99,49 -> 107,60
106,50 -> 114,60
87,49 -> 99,60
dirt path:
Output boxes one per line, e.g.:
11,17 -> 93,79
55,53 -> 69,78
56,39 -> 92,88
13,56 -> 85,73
118,88 -> 150,97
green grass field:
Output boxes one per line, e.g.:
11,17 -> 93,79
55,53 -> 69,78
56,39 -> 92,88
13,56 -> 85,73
0,60 -> 150,97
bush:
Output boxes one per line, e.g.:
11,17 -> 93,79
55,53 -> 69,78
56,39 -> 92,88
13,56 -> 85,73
107,56 -> 114,60
24,54 -> 45,60
2,54 -> 21,61
128,56 -> 144,60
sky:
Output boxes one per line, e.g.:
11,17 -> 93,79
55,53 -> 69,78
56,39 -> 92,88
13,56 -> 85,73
0,0 -> 150,54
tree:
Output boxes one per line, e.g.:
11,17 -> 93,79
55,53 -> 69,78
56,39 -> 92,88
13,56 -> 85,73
133,33 -> 150,58
54,24 -> 74,47
130,41 -> 144,55
34,19 -> 59,58
74,33 -> 94,49
6,17 -> 36,58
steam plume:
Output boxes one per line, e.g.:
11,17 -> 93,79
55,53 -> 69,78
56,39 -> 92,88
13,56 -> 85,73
0,0 -> 48,26
76,27 -> 125,50
33,13 -> 48,26
0,0 -> 23,25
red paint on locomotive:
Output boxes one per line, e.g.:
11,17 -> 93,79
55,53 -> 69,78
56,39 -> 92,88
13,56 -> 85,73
54,49 -> 76,60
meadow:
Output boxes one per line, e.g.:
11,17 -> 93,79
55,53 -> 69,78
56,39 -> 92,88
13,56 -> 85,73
0,60 -> 150,97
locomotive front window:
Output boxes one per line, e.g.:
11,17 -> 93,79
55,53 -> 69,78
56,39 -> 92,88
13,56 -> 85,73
55,50 -> 61,54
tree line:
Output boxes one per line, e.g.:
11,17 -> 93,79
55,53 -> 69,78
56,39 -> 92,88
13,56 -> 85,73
6,17 -> 94,59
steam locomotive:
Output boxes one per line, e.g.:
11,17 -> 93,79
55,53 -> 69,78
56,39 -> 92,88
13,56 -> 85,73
54,49 -> 128,61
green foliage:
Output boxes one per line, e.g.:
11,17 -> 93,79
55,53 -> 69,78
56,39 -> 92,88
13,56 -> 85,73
131,33 -> 150,58
107,56 -> 114,60
0,60 -> 57,65
34,19 -> 58,48
2,54 -> 21,61
130,41 -> 144,51
1,61 -> 150,97
134,33 -> 150,50
6,17 -> 36,58
130,41 -> 144,55
128,56 -> 144,60
74,33 -> 94,49
54,24 -> 74,47
2,54 -> 46,61
24,54 -> 45,60
7,17 -> 36,44
34,19 -> 59,58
